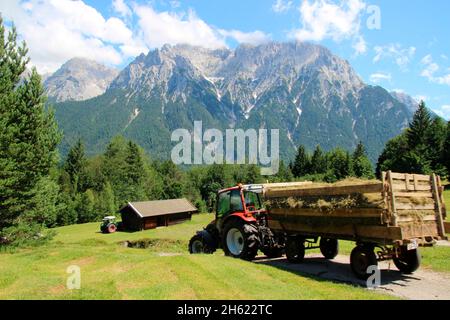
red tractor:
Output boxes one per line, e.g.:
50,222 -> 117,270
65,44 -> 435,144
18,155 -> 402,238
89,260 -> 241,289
189,184 -> 284,260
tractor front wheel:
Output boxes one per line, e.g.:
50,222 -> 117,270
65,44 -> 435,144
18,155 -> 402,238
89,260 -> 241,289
189,234 -> 216,254
222,220 -> 259,261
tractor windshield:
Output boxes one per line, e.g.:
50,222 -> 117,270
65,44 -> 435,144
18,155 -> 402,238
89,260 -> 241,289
243,191 -> 263,211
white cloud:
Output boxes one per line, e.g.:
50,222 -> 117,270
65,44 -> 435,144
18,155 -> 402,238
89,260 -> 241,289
430,105 -> 450,120
369,72 -> 391,84
134,6 -> 226,49
373,44 -> 416,70
272,0 -> 293,13
420,54 -> 450,86
0,0 -> 145,73
134,5 -> 270,49
290,0 -> 367,54
112,0 -> 132,18
218,29 -> 271,45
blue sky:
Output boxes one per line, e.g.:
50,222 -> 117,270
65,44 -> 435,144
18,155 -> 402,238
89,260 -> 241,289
1,0 -> 450,118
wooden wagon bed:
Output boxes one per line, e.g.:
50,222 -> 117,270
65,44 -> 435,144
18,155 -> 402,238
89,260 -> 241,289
264,171 -> 447,245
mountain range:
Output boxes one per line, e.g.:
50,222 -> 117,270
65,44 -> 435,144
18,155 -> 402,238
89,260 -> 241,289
47,42 -> 420,163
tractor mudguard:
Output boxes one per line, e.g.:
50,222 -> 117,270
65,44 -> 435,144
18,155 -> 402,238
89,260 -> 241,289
226,212 -> 257,224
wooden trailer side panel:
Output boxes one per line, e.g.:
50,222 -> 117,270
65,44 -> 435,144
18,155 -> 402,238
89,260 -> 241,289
265,171 -> 447,244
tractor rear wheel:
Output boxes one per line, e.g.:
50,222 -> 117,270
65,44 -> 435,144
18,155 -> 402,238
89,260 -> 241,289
222,220 -> 259,261
320,238 -> 339,259
189,234 -> 216,254
286,237 -> 305,263
107,224 -> 117,234
393,247 -> 421,274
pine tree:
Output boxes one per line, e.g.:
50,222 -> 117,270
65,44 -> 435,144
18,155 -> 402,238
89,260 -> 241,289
352,142 -> 374,179
426,117 -> 447,176
276,160 -> 294,182
64,139 -> 89,193
329,148 -> 352,180
0,20 -> 61,241
407,101 -> 432,149
292,145 -> 311,177
77,190 -> 96,223
353,141 -> 366,160
123,141 -> 147,203
310,145 -> 327,174
95,182 -> 116,216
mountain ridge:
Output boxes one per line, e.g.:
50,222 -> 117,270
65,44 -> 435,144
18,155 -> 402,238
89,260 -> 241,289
53,41 -> 415,163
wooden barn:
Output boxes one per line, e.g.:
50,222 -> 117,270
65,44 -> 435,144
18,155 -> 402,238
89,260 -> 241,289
120,199 -> 198,231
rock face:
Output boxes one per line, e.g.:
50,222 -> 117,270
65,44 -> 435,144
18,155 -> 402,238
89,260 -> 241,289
54,42 -> 414,162
390,91 -> 419,113
44,58 -> 119,102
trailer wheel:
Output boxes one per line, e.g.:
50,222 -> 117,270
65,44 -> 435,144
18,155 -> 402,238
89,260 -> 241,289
350,245 -> 378,280
222,220 -> 259,261
320,238 -> 339,260
393,247 -> 421,274
286,237 -> 305,263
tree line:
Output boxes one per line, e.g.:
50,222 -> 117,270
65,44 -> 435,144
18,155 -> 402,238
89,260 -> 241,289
289,142 -> 375,182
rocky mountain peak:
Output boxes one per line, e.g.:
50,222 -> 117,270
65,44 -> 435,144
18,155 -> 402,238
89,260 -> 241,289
44,58 -> 119,102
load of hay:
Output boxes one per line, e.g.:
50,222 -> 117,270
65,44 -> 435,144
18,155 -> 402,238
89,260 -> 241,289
264,179 -> 384,213
263,178 -> 435,214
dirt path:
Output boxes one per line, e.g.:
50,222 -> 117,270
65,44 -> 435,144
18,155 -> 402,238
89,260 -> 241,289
255,254 -> 450,300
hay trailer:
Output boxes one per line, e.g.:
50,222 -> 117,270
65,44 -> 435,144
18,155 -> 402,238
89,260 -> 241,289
265,171 -> 448,279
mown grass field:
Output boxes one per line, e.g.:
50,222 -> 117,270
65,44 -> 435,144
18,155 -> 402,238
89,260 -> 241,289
1,191 -> 449,300
0,214 -> 396,300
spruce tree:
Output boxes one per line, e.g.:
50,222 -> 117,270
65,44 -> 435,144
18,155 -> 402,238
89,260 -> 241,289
352,142 -> 374,179
123,141 -> 146,202
0,20 -> 61,241
426,117 -> 447,176
353,141 -> 366,160
95,181 -> 116,216
310,145 -> 327,174
407,101 -> 432,149
276,160 -> 294,182
292,145 -> 311,177
77,190 -> 96,223
64,139 -> 89,193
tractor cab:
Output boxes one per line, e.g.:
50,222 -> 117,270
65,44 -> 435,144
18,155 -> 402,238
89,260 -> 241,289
215,184 -> 265,232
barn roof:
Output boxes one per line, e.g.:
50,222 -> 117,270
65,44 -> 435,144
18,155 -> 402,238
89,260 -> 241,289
121,199 -> 198,218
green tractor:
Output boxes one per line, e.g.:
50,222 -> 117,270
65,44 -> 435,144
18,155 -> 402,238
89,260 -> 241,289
100,216 -> 119,234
